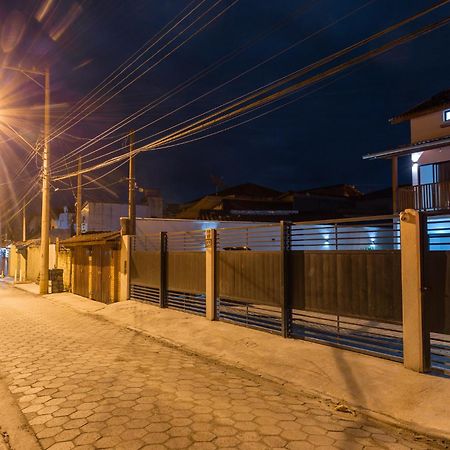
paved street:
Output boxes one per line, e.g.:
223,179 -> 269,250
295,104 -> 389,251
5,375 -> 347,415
0,284 -> 446,450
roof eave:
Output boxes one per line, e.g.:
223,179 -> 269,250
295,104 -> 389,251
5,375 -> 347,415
363,136 -> 450,160
390,102 -> 450,125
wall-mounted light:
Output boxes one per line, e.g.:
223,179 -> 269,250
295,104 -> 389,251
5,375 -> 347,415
411,152 -> 422,163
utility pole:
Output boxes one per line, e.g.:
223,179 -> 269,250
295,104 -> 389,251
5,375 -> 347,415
128,130 -> 136,235
39,67 -> 51,294
0,65 -> 50,293
76,157 -> 82,235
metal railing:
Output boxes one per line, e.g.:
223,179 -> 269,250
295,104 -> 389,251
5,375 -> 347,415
291,215 -> 400,250
398,181 -> 450,212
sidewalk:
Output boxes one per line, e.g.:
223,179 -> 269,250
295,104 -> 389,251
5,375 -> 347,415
8,280 -> 450,441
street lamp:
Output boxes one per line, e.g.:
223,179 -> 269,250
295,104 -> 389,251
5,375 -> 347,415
1,65 -> 51,294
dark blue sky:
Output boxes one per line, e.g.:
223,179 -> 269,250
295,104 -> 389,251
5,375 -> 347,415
1,0 -> 450,207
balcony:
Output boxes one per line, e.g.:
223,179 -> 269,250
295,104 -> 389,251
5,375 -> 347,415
398,181 -> 450,212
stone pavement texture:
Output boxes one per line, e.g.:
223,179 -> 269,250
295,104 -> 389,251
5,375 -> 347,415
0,283 -> 448,450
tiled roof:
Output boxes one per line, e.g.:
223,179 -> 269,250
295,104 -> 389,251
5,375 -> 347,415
390,89 -> 450,124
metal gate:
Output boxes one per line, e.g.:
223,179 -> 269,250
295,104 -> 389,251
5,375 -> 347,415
130,233 -> 162,305
289,217 -> 403,361
91,247 -> 112,304
73,247 -> 89,298
424,214 -> 450,373
130,231 -> 207,315
215,218 -> 404,359
216,224 -> 283,334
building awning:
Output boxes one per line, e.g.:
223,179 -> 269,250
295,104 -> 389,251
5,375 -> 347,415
59,231 -> 120,247
362,135 -> 450,160
15,239 -> 41,250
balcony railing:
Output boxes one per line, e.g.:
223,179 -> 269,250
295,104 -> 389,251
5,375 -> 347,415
398,181 -> 450,212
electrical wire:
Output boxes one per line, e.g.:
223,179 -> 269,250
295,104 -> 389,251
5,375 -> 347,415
53,0 -> 449,176
51,0 -> 375,173
47,0 -> 229,144
52,14 -> 450,182
47,0 -> 206,142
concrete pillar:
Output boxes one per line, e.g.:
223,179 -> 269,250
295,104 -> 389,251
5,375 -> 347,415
119,235 -> 131,301
205,229 -> 217,321
400,209 -> 430,372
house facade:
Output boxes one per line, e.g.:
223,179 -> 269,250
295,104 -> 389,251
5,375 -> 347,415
364,89 -> 450,212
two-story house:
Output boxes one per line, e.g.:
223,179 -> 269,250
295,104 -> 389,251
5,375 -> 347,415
363,89 -> 450,212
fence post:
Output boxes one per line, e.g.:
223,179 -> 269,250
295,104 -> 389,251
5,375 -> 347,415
281,221 -> 292,338
159,232 -> 167,308
205,229 -> 217,321
400,209 -> 430,372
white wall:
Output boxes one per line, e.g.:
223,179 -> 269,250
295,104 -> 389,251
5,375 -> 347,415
136,218 -> 266,235
411,110 -> 450,143
83,203 -> 159,232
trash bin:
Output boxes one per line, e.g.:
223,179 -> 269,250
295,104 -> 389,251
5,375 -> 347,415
48,269 -> 64,293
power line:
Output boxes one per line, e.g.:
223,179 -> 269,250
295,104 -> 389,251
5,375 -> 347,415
52,14 -> 450,182
49,0 -> 323,172
46,0 -> 206,142
50,0 -> 376,174
53,0 -> 448,176
47,0 -> 229,144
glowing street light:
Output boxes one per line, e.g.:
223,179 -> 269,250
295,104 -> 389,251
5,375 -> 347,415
1,65 -> 51,294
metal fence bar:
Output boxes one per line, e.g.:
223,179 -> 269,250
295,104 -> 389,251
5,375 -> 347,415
159,232 -> 167,308
280,221 -> 291,338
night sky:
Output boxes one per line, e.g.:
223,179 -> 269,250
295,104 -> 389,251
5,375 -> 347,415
1,0 -> 449,213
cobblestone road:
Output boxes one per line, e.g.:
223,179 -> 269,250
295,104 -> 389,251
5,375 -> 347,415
0,284 -> 446,450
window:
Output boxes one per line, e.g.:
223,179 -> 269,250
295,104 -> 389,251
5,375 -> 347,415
419,164 -> 436,185
444,109 -> 450,122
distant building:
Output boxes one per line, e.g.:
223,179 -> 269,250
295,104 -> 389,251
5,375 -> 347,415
82,199 -> 163,233
174,182 -> 390,222
27,208 -> 72,240
56,206 -> 74,230
175,183 -> 298,222
280,185 -> 362,220
364,89 -> 450,212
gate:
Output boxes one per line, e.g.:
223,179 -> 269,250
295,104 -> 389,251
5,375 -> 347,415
91,247 -> 114,304
130,230 -> 207,315
130,233 -> 162,305
166,230 -> 206,315
216,224 -> 283,334
289,217 -> 403,360
214,218 -> 404,360
424,214 -> 450,372
73,247 -> 89,298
